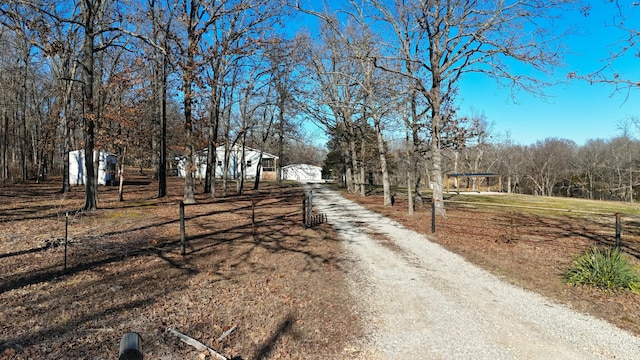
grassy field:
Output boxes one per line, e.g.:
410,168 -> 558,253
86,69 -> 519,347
443,192 -> 640,215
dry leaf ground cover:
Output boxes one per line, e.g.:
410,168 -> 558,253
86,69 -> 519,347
0,173 -> 361,359
342,189 -> 640,338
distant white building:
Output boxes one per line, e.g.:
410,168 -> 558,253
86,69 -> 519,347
177,145 -> 278,180
281,164 -> 323,182
69,149 -> 117,186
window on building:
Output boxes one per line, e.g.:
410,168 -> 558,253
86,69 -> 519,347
262,158 -> 275,172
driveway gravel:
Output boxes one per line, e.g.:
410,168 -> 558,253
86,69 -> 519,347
310,185 -> 640,359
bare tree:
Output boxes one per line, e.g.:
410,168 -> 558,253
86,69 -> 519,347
569,2 -> 639,94
199,0 -> 282,198
525,138 -> 576,197
299,23 -> 364,194
361,0 -> 575,214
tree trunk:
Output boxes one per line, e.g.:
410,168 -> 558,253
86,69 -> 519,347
119,146 -> 127,201
238,140 -> 246,195
253,152 -> 263,190
429,90 -> 445,215
182,2 -> 197,205
349,136 -> 358,194
407,169 -> 414,215
61,112 -> 71,193
345,163 -> 353,191
221,141 -> 229,197
277,102 -> 284,187
1,110 -> 7,182
82,2 -> 97,210
205,65 -> 222,197
157,75 -> 167,198
360,140 -> 366,197
369,94 -> 391,205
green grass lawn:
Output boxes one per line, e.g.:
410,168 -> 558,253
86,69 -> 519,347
443,192 -> 640,216
356,183 -> 640,216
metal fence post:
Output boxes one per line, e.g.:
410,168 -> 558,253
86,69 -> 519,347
64,210 -> 69,271
119,332 -> 143,360
615,212 -> 621,248
180,201 -> 186,255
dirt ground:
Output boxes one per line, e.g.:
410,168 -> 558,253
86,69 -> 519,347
0,174 -> 361,359
342,191 -> 640,338
2,175 -> 640,359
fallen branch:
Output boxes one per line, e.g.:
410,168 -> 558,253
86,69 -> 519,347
168,328 -> 228,360
217,325 -> 237,343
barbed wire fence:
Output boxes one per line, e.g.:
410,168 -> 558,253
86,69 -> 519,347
429,199 -> 640,258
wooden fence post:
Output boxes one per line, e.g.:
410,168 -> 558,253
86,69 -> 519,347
307,191 -> 313,226
252,199 -> 256,234
64,211 -> 69,271
302,196 -> 307,228
180,201 -> 186,255
615,212 -> 621,248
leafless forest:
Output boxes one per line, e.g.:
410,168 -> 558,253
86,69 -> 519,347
0,0 -> 638,210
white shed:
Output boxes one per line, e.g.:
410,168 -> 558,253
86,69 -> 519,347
69,149 -> 117,186
281,164 -> 323,182
177,145 -> 278,180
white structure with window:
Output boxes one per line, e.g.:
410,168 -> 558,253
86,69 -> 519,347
281,164 -> 323,182
69,149 -> 117,186
177,145 -> 278,180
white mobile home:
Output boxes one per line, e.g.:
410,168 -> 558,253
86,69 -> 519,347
69,150 -> 117,186
177,145 -> 278,180
281,164 -> 323,182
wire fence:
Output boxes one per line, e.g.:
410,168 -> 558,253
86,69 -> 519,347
179,191 -> 327,254
431,199 -> 640,258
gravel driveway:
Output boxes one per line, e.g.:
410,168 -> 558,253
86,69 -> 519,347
310,185 -> 640,360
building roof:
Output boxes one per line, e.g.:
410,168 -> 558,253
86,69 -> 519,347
194,144 -> 279,159
282,164 -> 322,169
446,173 -> 500,177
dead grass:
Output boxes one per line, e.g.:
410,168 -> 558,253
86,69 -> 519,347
4,175 -> 640,360
0,173 -> 361,359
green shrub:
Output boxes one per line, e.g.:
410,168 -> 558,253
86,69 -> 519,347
565,246 -> 640,293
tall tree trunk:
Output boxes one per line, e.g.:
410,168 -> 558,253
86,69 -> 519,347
157,74 -> 167,197
372,114 -> 391,206
238,135 -> 246,195
119,146 -> 127,201
360,139 -> 366,197
2,110 -> 7,181
429,93 -> 445,215
61,97 -> 71,194
345,161 -> 353,191
276,102 -> 284,187
253,152 -> 263,190
205,65 -> 222,197
81,2 -> 97,210
349,135 -> 358,194
19,47 -> 28,182
222,142 -> 229,197
182,1 -> 197,204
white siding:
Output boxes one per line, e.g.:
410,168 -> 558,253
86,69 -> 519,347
177,145 -> 278,180
69,150 -> 117,186
282,164 -> 323,182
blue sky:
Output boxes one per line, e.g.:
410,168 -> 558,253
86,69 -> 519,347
457,2 -> 640,146
294,1 -> 639,147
